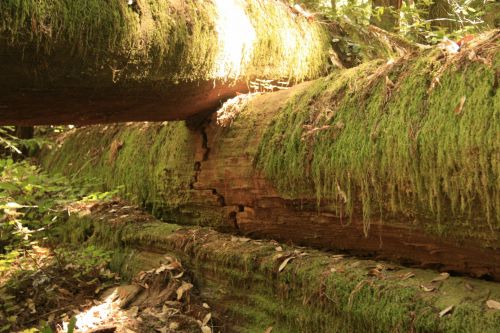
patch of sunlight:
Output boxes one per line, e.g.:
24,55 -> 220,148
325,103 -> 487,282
62,289 -> 129,332
213,0 -> 256,79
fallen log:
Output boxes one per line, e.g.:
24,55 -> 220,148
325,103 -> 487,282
0,0 -> 332,125
56,203 -> 500,332
42,31 -> 500,280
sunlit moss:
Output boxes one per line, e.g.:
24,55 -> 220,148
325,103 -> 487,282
0,0 -> 331,84
256,44 -> 500,238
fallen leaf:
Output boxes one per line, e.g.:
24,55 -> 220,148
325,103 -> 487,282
275,246 -> 283,252
453,96 -> 466,114
127,306 -> 139,317
202,313 -> 212,326
420,284 -> 436,292
368,268 -> 383,278
202,303 -> 210,309
486,299 -> 500,310
399,272 -> 415,281
385,76 -> 395,88
201,326 -> 212,333
432,272 -> 450,282
439,305 -> 454,317
464,283 -> 474,291
176,282 -> 193,300
273,253 -> 285,261
278,256 -> 296,272
331,254 -> 345,260
165,261 -> 182,271
264,327 -> 273,333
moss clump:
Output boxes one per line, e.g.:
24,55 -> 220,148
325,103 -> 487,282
256,33 -> 500,238
0,0 -> 331,85
42,122 -> 197,218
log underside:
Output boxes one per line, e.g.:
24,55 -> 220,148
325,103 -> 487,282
0,79 -> 249,125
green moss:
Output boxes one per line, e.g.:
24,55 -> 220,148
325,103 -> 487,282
151,227 -> 500,332
43,122 -> 197,217
0,0 -> 331,84
256,48 -> 500,237
53,207 -> 500,333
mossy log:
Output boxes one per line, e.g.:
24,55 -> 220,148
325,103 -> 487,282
0,0 -> 332,125
42,31 -> 500,280
57,205 -> 500,333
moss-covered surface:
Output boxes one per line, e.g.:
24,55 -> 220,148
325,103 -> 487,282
58,209 -> 500,333
0,0 -> 330,86
256,31 -> 500,238
41,32 -> 499,243
42,122 -> 198,220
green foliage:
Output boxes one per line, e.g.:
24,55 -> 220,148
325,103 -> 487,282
39,317 -> 76,333
0,159 -> 116,273
0,127 -> 21,155
295,0 -> 494,43
53,245 -> 113,278
0,160 -> 71,269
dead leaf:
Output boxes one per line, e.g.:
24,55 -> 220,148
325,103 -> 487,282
368,267 -> 383,278
273,253 -> 285,261
264,327 -> 273,333
202,303 -> 210,309
278,256 -> 296,272
201,326 -> 212,333
331,254 -> 345,260
176,282 -> 193,300
464,283 -> 474,291
155,265 -> 167,274
432,272 -> 450,282
486,299 -> 500,310
26,298 -> 36,314
126,306 -> 139,317
439,305 -> 454,317
399,272 -> 415,281
202,313 -> 212,326
385,76 -> 395,88
169,322 -> 179,331
453,96 -> 466,114
275,246 -> 283,252
420,284 -> 436,292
